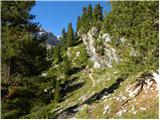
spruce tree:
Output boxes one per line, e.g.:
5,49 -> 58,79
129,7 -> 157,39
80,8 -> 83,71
1,1 -> 48,118
81,7 -> 87,29
76,16 -> 81,32
61,28 -> 67,45
53,45 -> 61,64
102,1 -> 158,74
86,4 -> 93,28
97,3 -> 103,21
104,10 -> 108,18
63,56 -> 71,75
1,1 -> 47,76
67,23 -> 74,47
54,79 -> 60,104
93,3 -> 103,27
59,28 -> 67,51
2,1 -> 36,76
61,28 -> 67,41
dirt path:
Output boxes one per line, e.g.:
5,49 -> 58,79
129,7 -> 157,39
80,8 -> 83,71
89,73 -> 95,88
84,68 -> 96,88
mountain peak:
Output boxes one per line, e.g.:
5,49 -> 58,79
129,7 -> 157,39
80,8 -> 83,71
36,28 -> 60,47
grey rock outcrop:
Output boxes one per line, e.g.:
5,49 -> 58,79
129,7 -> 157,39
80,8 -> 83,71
79,27 -> 119,68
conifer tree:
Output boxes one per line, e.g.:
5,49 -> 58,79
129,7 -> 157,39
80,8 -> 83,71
61,28 -> 67,41
93,3 -> 103,27
53,45 -> 61,64
54,79 -> 60,104
104,10 -> 108,18
63,56 -> 71,75
76,16 -> 81,32
86,4 -> 93,27
59,28 -> 67,51
1,1 -> 47,76
102,1 -> 158,74
1,1 -> 48,118
81,7 -> 87,29
67,23 -> 74,47
61,28 -> 67,45
81,4 -> 93,32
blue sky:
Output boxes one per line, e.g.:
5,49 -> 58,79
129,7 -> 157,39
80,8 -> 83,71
31,1 -> 111,36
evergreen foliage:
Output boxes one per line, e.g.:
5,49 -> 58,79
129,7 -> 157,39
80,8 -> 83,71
1,1 -> 48,76
61,28 -> 67,45
93,3 -> 103,27
84,4 -> 93,32
76,3 -> 103,33
81,7 -> 87,26
53,45 -> 61,64
62,56 -> 71,75
76,16 -> 81,32
102,1 -> 159,75
54,80 -> 60,104
87,4 -> 93,24
1,1 -> 49,118
67,23 -> 74,47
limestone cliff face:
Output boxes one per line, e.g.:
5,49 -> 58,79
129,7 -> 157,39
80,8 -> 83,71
78,27 -> 119,68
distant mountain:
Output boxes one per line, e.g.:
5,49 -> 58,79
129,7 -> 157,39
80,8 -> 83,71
36,28 -> 60,47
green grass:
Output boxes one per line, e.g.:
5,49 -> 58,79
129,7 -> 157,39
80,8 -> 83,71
68,44 -> 89,67
76,105 -> 90,119
18,41 -> 158,119
21,102 -> 56,119
74,68 -> 159,119
58,71 -> 93,108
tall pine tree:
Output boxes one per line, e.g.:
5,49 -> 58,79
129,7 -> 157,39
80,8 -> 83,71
102,1 -> 158,75
60,28 -> 67,46
1,1 -> 47,76
81,7 -> 87,30
76,16 -> 81,32
67,23 -> 74,47
53,45 -> 61,64
61,28 -> 67,41
1,1 -> 48,118
86,4 -> 93,29
93,3 -> 103,27
63,56 -> 71,75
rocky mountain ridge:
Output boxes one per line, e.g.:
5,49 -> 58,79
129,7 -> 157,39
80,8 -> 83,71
36,28 -> 60,48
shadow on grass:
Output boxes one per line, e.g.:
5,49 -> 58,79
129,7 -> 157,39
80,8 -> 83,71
54,77 -> 124,119
71,40 -> 83,47
69,66 -> 85,75
83,77 -> 124,105
60,76 -> 79,90
55,104 -> 79,119
60,76 -> 85,102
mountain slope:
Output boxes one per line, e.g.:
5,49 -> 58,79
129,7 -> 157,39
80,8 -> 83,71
22,41 -> 159,119
36,28 -> 60,47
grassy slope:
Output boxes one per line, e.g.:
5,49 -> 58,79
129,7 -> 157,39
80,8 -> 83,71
23,43 -> 158,119
76,71 -> 159,119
